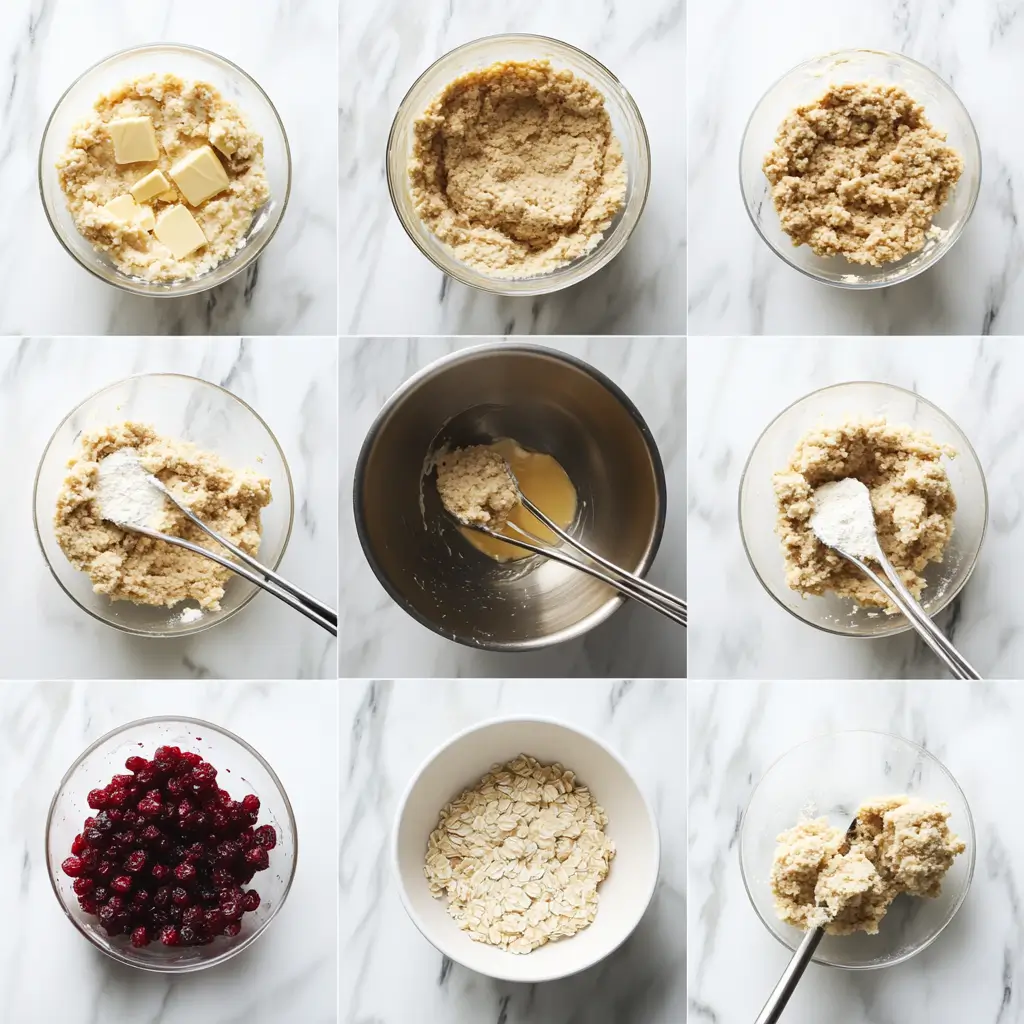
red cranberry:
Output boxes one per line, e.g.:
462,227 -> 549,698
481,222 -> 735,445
125,756 -> 148,772
241,890 -> 261,912
244,847 -> 269,871
130,926 -> 150,948
174,863 -> 196,883
73,877 -> 93,896
61,856 -> 83,878
78,897 -> 98,915
171,886 -> 191,908
224,921 -> 241,938
71,834 -> 87,856
241,794 -> 260,814
111,876 -> 133,895
254,826 -> 277,850
150,863 -> 170,882
87,789 -> 109,810
158,925 -> 180,947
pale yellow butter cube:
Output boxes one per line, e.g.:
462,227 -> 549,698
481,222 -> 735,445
108,116 -> 160,164
169,145 -> 230,207
136,205 -> 156,233
130,169 -> 171,204
209,120 -> 238,157
154,204 -> 207,259
103,193 -> 141,223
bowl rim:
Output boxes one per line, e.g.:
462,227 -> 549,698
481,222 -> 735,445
389,713 -> 662,983
352,341 -> 669,651
45,713 -> 299,974
385,32 -> 652,297
738,728 -> 977,970
32,370 -> 296,638
737,378 -> 989,639
38,41 -> 293,297
738,47 -> 983,290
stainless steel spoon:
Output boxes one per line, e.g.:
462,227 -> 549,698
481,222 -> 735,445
810,479 -> 979,680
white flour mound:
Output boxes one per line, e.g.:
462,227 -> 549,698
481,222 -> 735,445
810,478 -> 878,559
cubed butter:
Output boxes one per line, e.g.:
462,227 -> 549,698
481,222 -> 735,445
108,116 -> 160,165
209,120 -> 238,157
130,169 -> 171,204
136,205 -> 156,233
154,204 -> 207,259
103,193 -> 157,233
169,145 -> 230,207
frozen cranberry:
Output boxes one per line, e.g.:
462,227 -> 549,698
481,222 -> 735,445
216,841 -> 241,865
171,886 -> 191,908
179,926 -> 199,946
106,789 -> 128,808
71,834 -> 87,856
182,906 -> 205,930
130,926 -> 150,948
205,908 -> 226,934
73,877 -> 93,896
61,856 -> 83,877
241,890 -> 261,913
125,756 -> 148,772
220,896 -> 243,921
241,794 -> 260,815
131,889 -> 151,909
78,897 -> 98,915
153,886 -> 172,909
224,921 -> 241,938
92,886 -> 109,904
254,825 -> 277,850
158,925 -> 180,947
244,847 -> 269,871
87,789 -> 109,810
150,863 -> 170,882
140,825 -> 162,846
111,875 -> 133,895
174,862 -> 196,883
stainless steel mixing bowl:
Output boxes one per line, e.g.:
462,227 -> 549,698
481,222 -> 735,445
353,344 -> 667,650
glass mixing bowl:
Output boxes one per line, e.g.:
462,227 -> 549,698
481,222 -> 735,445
738,381 -> 988,637
33,373 -> 294,637
740,730 -> 975,969
386,33 -> 651,296
39,43 -> 291,296
46,716 -> 298,973
739,49 -> 981,288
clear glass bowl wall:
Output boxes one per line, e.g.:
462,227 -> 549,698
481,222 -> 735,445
39,43 -> 291,296
386,34 -> 651,296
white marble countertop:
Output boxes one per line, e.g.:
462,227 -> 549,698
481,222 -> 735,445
0,337 -> 337,679
0,679 -> 338,1023
0,0 -> 337,335
338,337 -> 686,678
338,0 -> 685,336
688,679 -> 1024,1024
338,678 -> 686,1024
688,0 -> 1024,335
687,336 -> 1022,679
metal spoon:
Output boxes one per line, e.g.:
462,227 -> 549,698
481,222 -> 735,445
810,479 -> 979,680
754,817 -> 859,1024
443,463 -> 687,627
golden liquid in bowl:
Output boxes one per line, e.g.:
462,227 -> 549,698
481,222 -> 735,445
460,439 -> 576,562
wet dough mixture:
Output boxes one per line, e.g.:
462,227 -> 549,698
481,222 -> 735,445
435,445 -> 518,526
409,60 -> 626,278
763,82 -> 963,265
771,796 -> 966,935
54,422 -> 272,610
774,419 -> 957,611
57,74 -> 269,281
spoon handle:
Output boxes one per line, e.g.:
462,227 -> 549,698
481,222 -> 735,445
846,553 -> 980,680
754,926 -> 825,1024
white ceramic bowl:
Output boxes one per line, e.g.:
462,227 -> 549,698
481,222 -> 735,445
392,717 -> 660,982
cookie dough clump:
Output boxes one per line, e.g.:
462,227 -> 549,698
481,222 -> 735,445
54,422 -> 272,610
56,74 -> 269,281
774,418 -> 957,611
436,445 -> 518,526
771,796 -> 965,936
763,82 -> 963,266
424,754 -> 616,954
409,60 -> 627,278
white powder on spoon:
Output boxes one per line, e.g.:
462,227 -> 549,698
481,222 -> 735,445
810,478 -> 880,560
95,448 -> 168,530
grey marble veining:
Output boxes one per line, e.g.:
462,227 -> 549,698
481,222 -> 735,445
339,678 -> 686,1024
0,0 -> 337,335
338,336 -> 686,679
0,337 -> 338,680
687,336 -> 1022,679
338,0 -> 685,335
0,680 -> 338,1024
688,0 -> 1024,335
688,679 -> 1024,1024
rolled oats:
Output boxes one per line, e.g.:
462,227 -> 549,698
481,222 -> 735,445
424,754 -> 616,954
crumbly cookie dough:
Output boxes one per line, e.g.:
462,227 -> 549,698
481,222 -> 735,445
424,754 -> 615,954
771,796 -> 965,935
774,418 -> 957,611
436,445 -> 518,526
54,422 -> 271,610
56,74 -> 269,281
763,82 -> 963,266
409,60 -> 627,278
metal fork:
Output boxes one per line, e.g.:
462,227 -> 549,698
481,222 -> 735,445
464,489 -> 687,627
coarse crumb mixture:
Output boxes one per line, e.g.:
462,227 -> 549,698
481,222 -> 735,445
424,754 -> 616,954
56,74 -> 269,281
436,445 -> 518,526
774,418 -> 957,611
54,422 -> 271,610
408,59 -> 627,278
771,796 -> 965,935
762,82 -> 963,266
